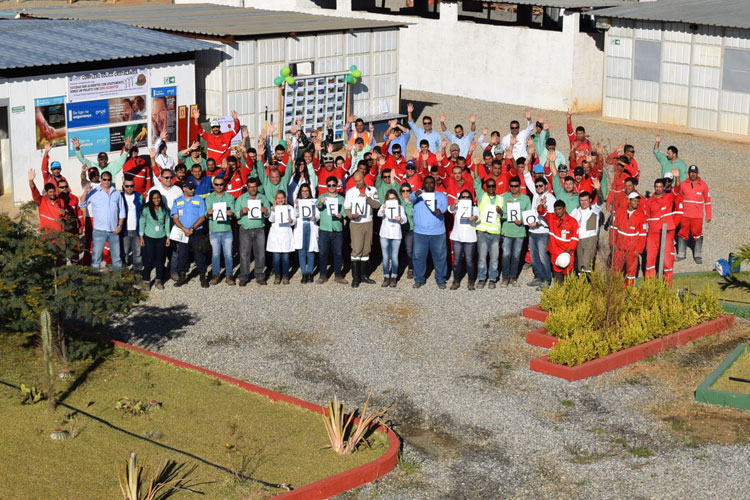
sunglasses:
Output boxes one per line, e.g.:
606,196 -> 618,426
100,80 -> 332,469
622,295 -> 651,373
327,183 -> 338,187
162,175 -> 173,179
510,184 -> 520,188
58,186 -> 69,189
123,184 -> 135,188
510,126 -> 519,130
185,186 -> 196,190
213,182 -> 224,186
486,184 -> 496,188
535,184 -> 545,188
423,121 -> 432,124
401,189 -> 411,193
101,178 -> 112,182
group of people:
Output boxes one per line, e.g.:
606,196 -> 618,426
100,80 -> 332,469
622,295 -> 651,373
28,104 -> 712,291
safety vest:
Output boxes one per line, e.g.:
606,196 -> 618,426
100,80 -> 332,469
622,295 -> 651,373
476,193 -> 503,234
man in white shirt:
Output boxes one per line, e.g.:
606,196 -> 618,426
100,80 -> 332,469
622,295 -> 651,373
524,170 -> 556,288
570,178 -> 603,274
501,109 -> 534,160
344,172 -> 381,288
147,168 -> 183,280
120,180 -> 144,273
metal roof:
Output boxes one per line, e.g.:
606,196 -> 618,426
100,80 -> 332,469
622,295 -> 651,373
20,3 -> 405,39
494,0 -> 632,9
0,19 -> 212,70
595,0 -> 750,30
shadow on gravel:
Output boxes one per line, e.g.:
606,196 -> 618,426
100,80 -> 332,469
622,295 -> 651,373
104,304 -> 197,350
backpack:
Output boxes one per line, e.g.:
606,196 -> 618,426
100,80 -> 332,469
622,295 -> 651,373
715,253 -> 741,277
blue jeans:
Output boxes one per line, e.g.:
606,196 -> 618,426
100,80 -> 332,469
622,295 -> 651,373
501,235 -> 524,279
413,232 -> 447,284
529,232 -> 551,283
92,229 -> 122,271
452,241 -> 477,281
319,230 -> 344,278
210,230 -> 234,276
380,237 -> 401,278
476,231 -> 500,281
297,222 -> 314,274
272,252 -> 290,276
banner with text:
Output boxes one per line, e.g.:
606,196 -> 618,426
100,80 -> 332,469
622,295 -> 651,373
68,68 -> 149,102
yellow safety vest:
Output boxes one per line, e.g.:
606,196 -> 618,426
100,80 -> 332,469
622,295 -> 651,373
476,193 -> 503,234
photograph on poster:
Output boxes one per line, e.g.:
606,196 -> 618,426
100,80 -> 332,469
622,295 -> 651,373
111,123 -> 148,151
109,95 -> 147,124
34,96 -> 66,149
151,86 -> 176,143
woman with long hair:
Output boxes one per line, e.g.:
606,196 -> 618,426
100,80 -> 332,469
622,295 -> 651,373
139,190 -> 171,289
377,189 -> 406,287
267,190 -> 296,284
293,183 -> 320,283
447,189 -> 479,290
288,157 -> 316,205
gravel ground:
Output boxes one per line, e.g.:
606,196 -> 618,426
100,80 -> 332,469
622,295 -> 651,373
107,90 -> 750,499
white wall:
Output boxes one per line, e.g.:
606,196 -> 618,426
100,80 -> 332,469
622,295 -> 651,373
7,60 -> 197,204
178,0 -> 604,112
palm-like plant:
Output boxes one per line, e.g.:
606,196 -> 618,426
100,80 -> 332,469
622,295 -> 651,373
322,391 -> 389,455
118,451 -> 200,500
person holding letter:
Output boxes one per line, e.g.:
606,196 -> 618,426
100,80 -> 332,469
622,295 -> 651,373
448,190 -> 479,290
472,171 -> 504,289
235,177 -> 269,286
205,176 -> 235,285
267,190 -> 296,285
500,176 -> 531,287
525,176 -> 556,289
294,184 -> 320,284
316,176 -> 347,285
344,172 -> 381,288
409,176 -> 449,289
377,190 -> 406,287
170,179 -> 209,288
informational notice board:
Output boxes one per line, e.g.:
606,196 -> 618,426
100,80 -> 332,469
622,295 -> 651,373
282,72 -> 348,142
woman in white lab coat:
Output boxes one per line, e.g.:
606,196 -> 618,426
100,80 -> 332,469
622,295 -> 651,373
267,190 -> 296,285
377,189 -> 406,288
293,183 -> 320,284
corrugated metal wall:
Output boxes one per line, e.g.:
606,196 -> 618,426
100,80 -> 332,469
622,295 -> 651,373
196,28 -> 400,141
603,20 -> 750,137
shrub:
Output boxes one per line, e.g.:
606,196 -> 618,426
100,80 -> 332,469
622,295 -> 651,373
544,302 -> 594,339
540,274 -> 591,312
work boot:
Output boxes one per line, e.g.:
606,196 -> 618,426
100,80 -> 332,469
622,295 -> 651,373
476,280 -> 486,289
171,272 -> 180,282
467,280 -> 476,291
450,280 -> 460,290
238,280 -> 248,287
274,274 -> 281,285
317,275 -> 328,284
389,277 -> 397,288
301,273 -> 308,284
488,280 -> 497,289
693,237 -> 704,264
527,278 -> 542,287
210,275 -> 220,285
226,276 -> 236,286
500,278 -> 510,288
200,273 -> 210,289
155,280 -> 164,290
382,277 -> 390,288
335,276 -> 349,285
361,262 -> 375,285
282,275 -> 290,285
174,273 -> 187,287
141,280 -> 151,291
676,237 -> 687,261
351,261 -> 361,288
257,278 -> 267,286
510,278 -> 519,287
407,269 -> 414,279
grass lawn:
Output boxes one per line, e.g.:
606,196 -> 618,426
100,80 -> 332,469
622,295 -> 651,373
0,332 -> 388,500
712,347 -> 750,395
673,271 -> 750,305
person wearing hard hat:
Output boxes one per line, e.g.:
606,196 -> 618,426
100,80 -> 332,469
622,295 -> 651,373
676,165 -> 711,264
611,192 -> 648,287
192,107 -> 240,164
538,199 -> 579,284
41,142 -> 67,191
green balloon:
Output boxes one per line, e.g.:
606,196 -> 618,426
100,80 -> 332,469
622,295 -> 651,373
285,76 -> 295,85
352,70 -> 361,78
350,65 -> 357,72
273,76 -> 284,86
346,74 -> 355,84
281,66 -> 291,77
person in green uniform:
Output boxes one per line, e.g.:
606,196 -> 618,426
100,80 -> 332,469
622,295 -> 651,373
235,177 -> 270,286
316,175 -> 347,284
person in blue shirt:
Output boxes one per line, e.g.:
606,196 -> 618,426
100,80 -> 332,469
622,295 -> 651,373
407,103 -> 441,154
409,175 -> 449,289
80,171 -> 125,271
440,113 -> 477,157
384,119 -> 410,155
170,179 -> 209,288
187,163 -> 212,198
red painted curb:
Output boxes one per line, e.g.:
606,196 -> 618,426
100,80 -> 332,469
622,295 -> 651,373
526,328 -> 559,349
529,314 -> 735,381
80,333 -> 400,499
522,305 -> 549,323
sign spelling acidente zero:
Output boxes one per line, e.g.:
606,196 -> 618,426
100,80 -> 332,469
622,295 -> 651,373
299,199 -> 315,219
248,199 -> 262,219
422,192 -> 436,212
212,202 -> 227,222
506,202 -> 521,222
68,68 -> 150,102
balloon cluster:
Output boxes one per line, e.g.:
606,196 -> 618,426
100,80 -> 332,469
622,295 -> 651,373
274,66 -> 294,86
347,65 -> 361,84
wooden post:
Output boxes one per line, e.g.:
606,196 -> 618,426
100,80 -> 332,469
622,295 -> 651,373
278,84 -> 284,143
658,222 -> 667,279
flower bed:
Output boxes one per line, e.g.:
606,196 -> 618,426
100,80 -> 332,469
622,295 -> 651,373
695,344 -> 750,410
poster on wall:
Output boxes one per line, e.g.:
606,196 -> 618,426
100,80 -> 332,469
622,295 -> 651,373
67,123 -> 147,157
34,96 -> 67,149
151,86 -> 176,143
67,95 -> 147,129
68,68 -> 149,102
218,115 -> 242,147
111,123 -> 148,152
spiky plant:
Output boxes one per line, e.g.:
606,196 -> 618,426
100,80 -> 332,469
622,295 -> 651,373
322,391 -> 389,455
118,451 -> 199,500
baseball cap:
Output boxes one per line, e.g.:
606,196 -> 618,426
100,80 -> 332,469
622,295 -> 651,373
50,161 -> 62,170
573,166 -> 584,176
628,192 -> 641,200
183,179 -> 197,189
558,164 -> 569,172
546,137 -> 556,147
210,120 -> 220,127
533,163 -> 545,174
406,160 -> 416,169
322,154 -> 334,164
688,164 -> 699,173
87,167 -> 99,175
449,144 -> 460,152
663,171 -> 674,180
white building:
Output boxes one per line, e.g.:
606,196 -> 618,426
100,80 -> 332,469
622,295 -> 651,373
23,4 -> 404,141
597,0 -> 750,137
0,19 -> 210,204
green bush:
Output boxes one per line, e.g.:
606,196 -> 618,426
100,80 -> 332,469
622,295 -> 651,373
545,272 -> 722,367
540,274 -> 591,312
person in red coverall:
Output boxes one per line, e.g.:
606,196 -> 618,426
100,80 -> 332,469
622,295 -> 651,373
539,199 -> 579,284
192,107 -> 240,164
644,178 -> 683,284
611,192 -> 648,287
676,164 -> 711,264
606,144 -> 640,181
566,110 -> 592,169
41,143 -> 67,191
122,146 -> 151,195
28,169 -> 65,233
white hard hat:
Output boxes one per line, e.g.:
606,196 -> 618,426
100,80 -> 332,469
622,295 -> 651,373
555,252 -> 571,269
210,120 -> 220,127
